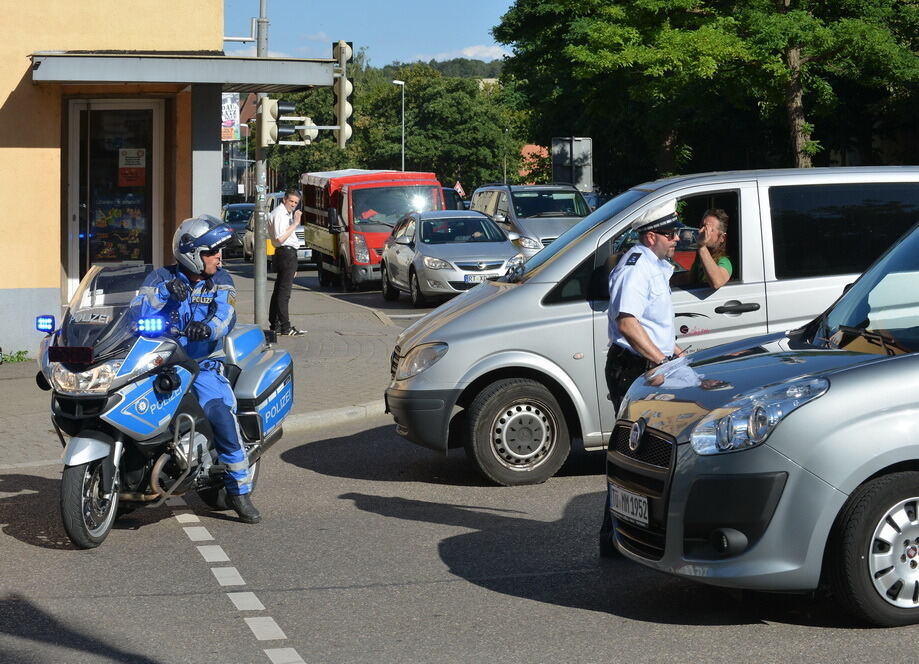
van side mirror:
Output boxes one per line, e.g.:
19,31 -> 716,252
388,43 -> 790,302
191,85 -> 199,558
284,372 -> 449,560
492,213 -> 506,224
327,206 -> 344,234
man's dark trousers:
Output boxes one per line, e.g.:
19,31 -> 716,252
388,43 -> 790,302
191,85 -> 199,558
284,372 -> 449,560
269,246 -> 297,333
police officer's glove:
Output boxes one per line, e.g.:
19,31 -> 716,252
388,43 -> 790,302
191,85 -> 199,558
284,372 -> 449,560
165,278 -> 189,302
185,321 -> 211,342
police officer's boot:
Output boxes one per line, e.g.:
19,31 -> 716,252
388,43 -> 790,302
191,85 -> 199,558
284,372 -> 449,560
227,493 -> 262,524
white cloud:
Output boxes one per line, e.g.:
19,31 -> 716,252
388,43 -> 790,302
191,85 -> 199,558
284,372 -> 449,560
304,31 -> 330,42
224,44 -> 293,58
411,44 -> 510,62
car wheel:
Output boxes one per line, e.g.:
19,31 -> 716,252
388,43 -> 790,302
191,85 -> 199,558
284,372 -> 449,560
381,262 -> 399,301
829,471 -> 919,626
409,270 -> 427,308
464,378 -> 570,486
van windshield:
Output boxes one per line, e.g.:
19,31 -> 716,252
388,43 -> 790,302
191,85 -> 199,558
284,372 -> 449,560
352,186 -> 441,228
505,188 -> 649,281
818,223 -> 919,354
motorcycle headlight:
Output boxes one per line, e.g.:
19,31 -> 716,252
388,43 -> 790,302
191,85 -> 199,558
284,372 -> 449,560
396,343 -> 448,380
353,234 -> 370,263
51,360 -> 122,395
423,256 -> 452,270
690,377 -> 829,455
515,236 -> 542,250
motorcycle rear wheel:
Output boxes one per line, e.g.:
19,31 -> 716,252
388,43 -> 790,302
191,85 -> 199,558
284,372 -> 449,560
197,459 -> 261,510
61,460 -> 119,549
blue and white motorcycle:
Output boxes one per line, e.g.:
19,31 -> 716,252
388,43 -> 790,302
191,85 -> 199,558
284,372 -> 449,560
36,263 -> 294,548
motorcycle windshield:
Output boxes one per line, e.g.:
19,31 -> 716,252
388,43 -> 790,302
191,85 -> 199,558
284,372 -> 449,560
59,263 -> 156,360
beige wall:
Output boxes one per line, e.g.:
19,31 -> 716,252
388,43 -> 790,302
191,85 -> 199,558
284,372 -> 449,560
0,0 -> 222,289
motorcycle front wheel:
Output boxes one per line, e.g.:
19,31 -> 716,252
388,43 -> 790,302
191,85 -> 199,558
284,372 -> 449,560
60,460 -> 119,549
197,459 -> 260,511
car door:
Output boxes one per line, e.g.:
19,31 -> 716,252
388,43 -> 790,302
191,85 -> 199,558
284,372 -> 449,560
391,216 -> 417,289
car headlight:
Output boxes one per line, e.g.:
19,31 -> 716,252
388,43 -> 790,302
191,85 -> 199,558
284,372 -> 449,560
690,377 -> 829,455
423,256 -> 452,270
396,343 -> 448,380
516,236 -> 542,250
51,360 -> 122,395
353,234 -> 370,263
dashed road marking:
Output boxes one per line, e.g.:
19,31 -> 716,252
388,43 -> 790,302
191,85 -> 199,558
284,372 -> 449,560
227,591 -> 265,611
197,544 -> 230,562
211,566 -> 246,586
245,616 -> 287,641
183,526 -> 214,542
175,512 -> 200,523
264,648 -> 307,664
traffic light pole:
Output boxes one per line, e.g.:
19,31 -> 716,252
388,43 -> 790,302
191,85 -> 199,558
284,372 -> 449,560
253,0 -> 269,328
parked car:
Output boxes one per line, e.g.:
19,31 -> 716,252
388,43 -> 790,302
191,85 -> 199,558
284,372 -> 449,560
605,216 -> 919,626
385,167 -> 919,486
220,203 -> 253,258
242,192 -> 312,266
381,210 -> 522,307
469,183 -> 591,258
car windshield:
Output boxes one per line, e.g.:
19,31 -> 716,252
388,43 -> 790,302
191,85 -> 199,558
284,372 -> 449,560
420,217 -> 505,244
818,222 -> 919,354
352,186 -> 441,227
511,189 -> 590,219
225,206 -> 253,223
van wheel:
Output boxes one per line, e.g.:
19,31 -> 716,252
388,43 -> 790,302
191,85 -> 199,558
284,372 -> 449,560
829,472 -> 919,626
409,270 -> 427,308
381,263 -> 399,301
464,378 -> 569,486
340,258 -> 356,292
317,254 -> 332,287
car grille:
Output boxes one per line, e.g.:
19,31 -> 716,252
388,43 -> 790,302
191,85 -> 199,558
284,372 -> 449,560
607,421 -> 676,561
541,237 -> 556,247
454,261 -> 504,272
390,345 -> 401,378
447,282 -> 478,291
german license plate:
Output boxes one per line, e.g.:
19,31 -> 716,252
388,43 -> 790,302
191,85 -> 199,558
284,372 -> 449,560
464,273 -> 496,283
609,483 -> 649,527
297,249 -> 312,262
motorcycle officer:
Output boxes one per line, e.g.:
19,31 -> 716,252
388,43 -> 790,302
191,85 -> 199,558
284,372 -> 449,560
136,215 -> 261,524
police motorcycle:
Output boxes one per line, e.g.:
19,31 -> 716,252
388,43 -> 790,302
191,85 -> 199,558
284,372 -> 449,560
35,263 -> 294,549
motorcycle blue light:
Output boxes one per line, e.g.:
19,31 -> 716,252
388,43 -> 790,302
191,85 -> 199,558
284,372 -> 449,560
36,315 -> 55,333
137,317 -> 166,336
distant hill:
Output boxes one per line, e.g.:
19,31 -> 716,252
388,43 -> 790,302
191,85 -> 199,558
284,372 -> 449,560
381,57 -> 503,79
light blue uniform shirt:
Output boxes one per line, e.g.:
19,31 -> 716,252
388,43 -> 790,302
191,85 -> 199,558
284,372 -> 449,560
608,243 -> 676,356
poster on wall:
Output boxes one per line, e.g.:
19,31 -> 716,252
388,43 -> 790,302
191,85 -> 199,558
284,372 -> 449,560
118,148 -> 146,187
222,93 -> 240,141
91,194 -> 147,261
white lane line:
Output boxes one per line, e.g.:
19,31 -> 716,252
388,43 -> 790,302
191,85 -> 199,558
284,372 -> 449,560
245,616 -> 287,641
183,526 -> 214,542
175,512 -> 200,523
227,591 -> 265,611
264,648 -> 306,664
165,496 -> 187,507
197,545 -> 230,563
211,566 -> 246,586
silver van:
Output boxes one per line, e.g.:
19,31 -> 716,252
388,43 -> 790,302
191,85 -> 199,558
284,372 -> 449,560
385,167 -> 919,486
605,216 -> 919,626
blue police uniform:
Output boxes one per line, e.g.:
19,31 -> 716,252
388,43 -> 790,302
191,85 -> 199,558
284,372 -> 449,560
136,265 -> 252,495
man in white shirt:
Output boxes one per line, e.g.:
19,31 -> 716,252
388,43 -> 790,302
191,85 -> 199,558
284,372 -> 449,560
268,189 -> 305,336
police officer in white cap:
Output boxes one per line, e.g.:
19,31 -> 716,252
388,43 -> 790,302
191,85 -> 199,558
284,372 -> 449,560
605,198 -> 687,413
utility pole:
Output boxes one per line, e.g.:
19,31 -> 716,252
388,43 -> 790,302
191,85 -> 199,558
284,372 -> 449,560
253,0 -> 269,327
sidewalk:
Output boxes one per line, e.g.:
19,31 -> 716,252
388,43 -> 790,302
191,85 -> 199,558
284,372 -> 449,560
0,262 -> 402,468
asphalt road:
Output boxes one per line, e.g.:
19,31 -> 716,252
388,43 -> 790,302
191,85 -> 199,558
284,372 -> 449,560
3,416 -> 919,663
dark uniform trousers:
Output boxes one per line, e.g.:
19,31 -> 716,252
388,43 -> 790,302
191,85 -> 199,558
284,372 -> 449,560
605,344 -> 653,415
269,246 -> 298,333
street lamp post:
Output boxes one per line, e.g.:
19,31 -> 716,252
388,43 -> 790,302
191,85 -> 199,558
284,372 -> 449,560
392,79 -> 405,171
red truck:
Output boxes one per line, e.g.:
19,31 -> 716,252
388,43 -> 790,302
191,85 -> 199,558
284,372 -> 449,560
301,169 -> 444,289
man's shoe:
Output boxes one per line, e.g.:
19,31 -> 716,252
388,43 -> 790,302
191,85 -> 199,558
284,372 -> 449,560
227,493 -> 262,524
284,327 -> 306,336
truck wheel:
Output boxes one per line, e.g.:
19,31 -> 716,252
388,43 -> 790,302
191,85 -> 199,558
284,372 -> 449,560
829,471 -> 919,626
317,254 -> 332,287
409,270 -> 427,308
340,258 -> 356,292
381,263 -> 399,301
464,378 -> 570,486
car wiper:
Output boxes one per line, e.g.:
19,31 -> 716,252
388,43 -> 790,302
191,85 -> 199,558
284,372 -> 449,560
525,211 -> 579,218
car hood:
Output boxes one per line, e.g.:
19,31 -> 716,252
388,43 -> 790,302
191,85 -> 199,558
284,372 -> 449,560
421,241 -> 518,262
621,333 -> 895,441
514,217 -> 583,241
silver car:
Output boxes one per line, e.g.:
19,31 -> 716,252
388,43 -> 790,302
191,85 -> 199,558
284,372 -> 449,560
381,210 -> 522,307
606,219 -> 919,626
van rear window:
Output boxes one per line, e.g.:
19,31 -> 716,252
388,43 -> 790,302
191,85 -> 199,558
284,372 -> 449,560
770,183 -> 919,279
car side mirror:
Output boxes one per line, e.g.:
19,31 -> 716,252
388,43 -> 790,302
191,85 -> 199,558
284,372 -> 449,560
492,213 -> 506,224
395,235 -> 413,246
506,232 -> 520,242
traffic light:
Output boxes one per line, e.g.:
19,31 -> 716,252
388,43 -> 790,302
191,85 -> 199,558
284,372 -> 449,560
298,117 -> 319,145
257,98 -> 298,147
333,40 -> 354,148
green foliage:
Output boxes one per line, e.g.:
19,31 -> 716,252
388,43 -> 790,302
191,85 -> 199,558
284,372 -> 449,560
1,350 -> 29,363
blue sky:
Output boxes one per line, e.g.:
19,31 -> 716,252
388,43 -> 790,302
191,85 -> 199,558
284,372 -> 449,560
224,0 -> 514,65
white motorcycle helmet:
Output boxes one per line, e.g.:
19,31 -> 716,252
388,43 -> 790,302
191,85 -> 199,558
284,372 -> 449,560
172,215 -> 234,275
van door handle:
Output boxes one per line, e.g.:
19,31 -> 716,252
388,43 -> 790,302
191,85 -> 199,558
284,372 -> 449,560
714,302 -> 761,314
